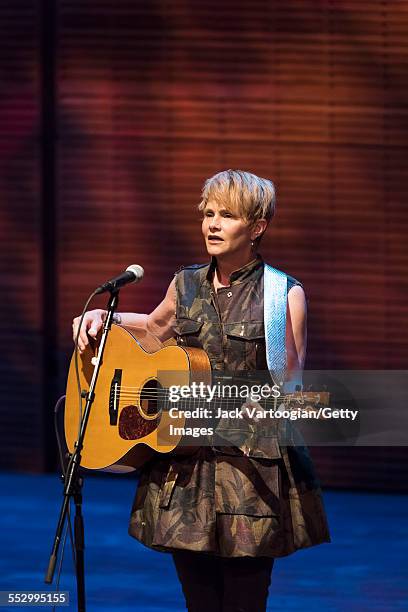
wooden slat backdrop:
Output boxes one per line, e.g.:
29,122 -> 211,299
1,1 -> 407,488
0,1 -> 44,470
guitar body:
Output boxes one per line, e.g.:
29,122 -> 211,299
65,324 -> 211,472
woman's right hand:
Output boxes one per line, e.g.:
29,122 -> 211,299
72,308 -> 107,352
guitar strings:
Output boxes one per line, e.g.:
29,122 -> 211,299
109,396 -> 315,408
109,386 -> 322,400
113,392 -> 321,404
110,392 -> 323,406
112,385 -> 320,395
116,392 -> 306,401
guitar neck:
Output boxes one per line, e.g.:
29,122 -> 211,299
169,390 -> 329,412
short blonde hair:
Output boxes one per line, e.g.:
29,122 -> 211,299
198,169 -> 276,224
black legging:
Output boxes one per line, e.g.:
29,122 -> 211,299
172,550 -> 274,612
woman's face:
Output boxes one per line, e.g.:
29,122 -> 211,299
201,200 -> 254,260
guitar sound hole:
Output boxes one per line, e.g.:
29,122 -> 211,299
139,379 -> 162,419
118,379 -> 163,441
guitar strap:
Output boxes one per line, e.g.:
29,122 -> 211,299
264,264 -> 314,546
263,263 -> 288,388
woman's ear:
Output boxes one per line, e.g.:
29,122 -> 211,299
250,218 -> 268,241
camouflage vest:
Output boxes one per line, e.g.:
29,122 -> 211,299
173,256 -> 300,374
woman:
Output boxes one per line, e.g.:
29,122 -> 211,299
73,169 -> 330,612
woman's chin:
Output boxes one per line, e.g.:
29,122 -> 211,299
206,243 -> 225,255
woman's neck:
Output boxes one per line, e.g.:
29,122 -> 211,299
213,253 -> 257,288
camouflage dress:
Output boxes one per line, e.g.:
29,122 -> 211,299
128,256 -> 331,557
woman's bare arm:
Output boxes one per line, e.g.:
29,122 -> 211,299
72,277 -> 176,351
285,284 -> 307,389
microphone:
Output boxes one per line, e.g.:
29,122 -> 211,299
95,264 -> 144,294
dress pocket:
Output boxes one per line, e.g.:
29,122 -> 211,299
224,321 -> 264,369
173,317 -> 204,347
224,321 -> 264,341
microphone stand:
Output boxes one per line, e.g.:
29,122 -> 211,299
45,289 -> 120,612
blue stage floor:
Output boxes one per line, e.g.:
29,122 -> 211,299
0,472 -> 407,611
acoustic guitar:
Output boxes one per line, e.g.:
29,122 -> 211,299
64,324 -> 329,473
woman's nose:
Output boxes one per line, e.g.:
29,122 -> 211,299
209,215 -> 221,231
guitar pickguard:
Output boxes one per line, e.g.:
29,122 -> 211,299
118,405 -> 158,440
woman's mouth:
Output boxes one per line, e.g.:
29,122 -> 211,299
208,235 -> 224,242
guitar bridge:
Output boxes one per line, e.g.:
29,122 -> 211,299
109,369 -> 122,426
